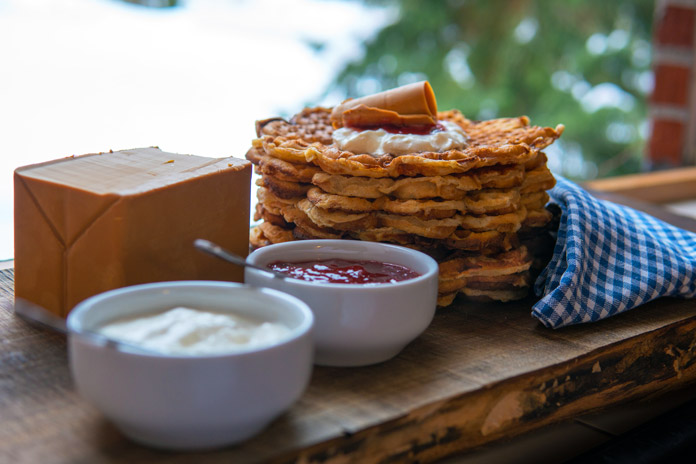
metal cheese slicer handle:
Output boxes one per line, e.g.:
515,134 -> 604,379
12,298 -> 160,354
194,239 -> 288,279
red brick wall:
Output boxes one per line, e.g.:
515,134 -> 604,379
656,4 -> 695,46
648,0 -> 696,167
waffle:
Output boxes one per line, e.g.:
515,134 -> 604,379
438,287 -> 530,306
248,100 -> 562,306
260,175 -> 312,199
255,196 -> 522,253
443,229 -> 519,252
257,214 -> 523,254
522,191 -> 550,211
256,107 -> 334,145
305,187 -> 522,218
378,198 -> 468,219
297,198 -> 378,231
297,199 -> 527,236
523,206 -> 554,229
258,108 -> 563,178
355,227 -> 517,253
310,165 -> 525,200
435,246 -> 533,305
439,271 -> 532,295
521,165 -> 556,194
250,221 -> 295,248
254,203 -> 287,229
256,187 -> 299,215
280,205 -> 344,240
438,246 -> 532,282
251,149 -> 322,183
306,187 -> 376,213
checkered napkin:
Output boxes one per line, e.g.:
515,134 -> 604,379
532,176 -> 696,328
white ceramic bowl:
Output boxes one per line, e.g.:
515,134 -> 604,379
66,281 -> 314,450
245,240 -> 439,367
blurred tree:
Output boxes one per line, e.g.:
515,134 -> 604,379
328,0 -> 654,180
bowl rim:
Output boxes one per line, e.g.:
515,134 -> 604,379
246,239 -> 439,289
66,281 -> 315,359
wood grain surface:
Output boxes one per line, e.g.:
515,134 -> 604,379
583,167 -> 696,204
2,193 -> 696,463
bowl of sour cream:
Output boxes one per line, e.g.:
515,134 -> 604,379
66,281 -> 314,450
245,240 -> 439,367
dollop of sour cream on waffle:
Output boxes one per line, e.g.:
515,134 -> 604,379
332,120 -> 468,157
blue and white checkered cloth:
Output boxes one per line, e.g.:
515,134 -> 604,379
532,176 -> 696,329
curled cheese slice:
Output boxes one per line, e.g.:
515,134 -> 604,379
330,81 -> 438,129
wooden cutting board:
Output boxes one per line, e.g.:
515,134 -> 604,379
2,195 -> 696,463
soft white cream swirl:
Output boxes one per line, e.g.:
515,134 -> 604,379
98,306 -> 291,356
332,120 -> 468,157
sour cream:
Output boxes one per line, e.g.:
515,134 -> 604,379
332,120 -> 468,156
98,306 -> 291,356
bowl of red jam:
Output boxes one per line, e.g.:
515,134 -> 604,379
245,240 -> 439,367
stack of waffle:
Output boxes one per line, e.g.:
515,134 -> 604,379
247,105 -> 563,306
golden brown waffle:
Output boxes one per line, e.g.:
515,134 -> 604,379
256,187 -> 299,215
250,150 -> 322,183
523,206 -> 554,229
256,108 -> 563,178
306,142 -> 534,178
297,198 -> 377,231
443,229 -> 519,252
351,227 -> 518,253
255,186 -> 535,254
461,189 -> 521,215
438,246 -> 533,280
445,111 -> 562,152
254,203 -> 289,229
254,201 -> 523,254
436,246 -> 533,305
438,270 -> 532,294
256,107 -> 335,145
524,151 -> 549,171
349,227 -> 419,246
249,225 -> 270,248
305,187 -> 521,217
463,272 -> 533,291
306,187 -> 376,213
250,222 -> 295,248
522,191 -> 550,211
310,165 -> 524,200
295,200 -> 527,238
522,165 -> 556,194
260,174 -> 312,199
374,213 -> 461,240
245,146 -> 265,165
461,207 -> 526,233
307,110 -> 563,178
437,287 -> 531,306
375,197 -> 469,219
280,205 -> 344,240
248,104 -> 562,306
437,246 -> 533,301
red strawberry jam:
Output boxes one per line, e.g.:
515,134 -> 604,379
346,123 -> 446,135
267,259 -> 420,284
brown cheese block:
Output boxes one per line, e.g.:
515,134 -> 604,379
14,147 -> 252,317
